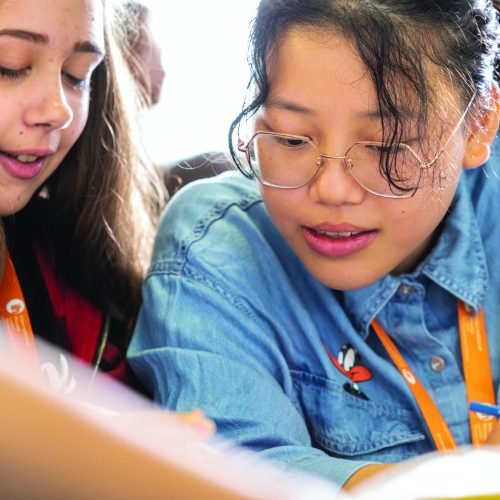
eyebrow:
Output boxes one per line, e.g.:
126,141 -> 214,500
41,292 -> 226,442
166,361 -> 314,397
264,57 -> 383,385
265,96 -> 414,121
264,96 -> 314,115
0,29 -> 105,55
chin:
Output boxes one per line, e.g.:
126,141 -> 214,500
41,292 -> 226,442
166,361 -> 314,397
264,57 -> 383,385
300,255 -> 383,291
0,193 -> 34,217
308,269 -> 372,291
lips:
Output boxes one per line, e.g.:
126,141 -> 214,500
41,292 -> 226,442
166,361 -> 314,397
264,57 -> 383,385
0,149 -> 48,180
303,223 -> 377,257
313,229 -> 364,239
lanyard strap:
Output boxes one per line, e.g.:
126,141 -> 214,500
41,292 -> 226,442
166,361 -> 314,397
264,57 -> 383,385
457,302 -> 497,445
0,251 -> 38,363
372,301 -> 496,451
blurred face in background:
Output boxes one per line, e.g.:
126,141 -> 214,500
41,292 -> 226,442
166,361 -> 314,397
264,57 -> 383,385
132,5 -> 165,106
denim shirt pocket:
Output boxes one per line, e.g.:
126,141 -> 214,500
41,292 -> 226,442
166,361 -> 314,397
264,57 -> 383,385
291,370 -> 426,462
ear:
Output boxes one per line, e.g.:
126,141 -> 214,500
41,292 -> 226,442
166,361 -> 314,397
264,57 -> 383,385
463,82 -> 500,169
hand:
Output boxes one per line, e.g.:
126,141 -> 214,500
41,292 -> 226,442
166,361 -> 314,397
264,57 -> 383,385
173,408 -> 216,437
485,420 -> 500,445
79,403 -> 215,439
343,463 -> 397,491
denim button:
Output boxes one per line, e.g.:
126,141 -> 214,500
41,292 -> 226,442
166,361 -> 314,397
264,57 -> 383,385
430,356 -> 446,373
398,284 -> 413,295
464,303 -> 476,315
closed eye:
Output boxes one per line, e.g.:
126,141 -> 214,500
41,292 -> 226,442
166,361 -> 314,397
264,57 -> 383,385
0,65 -> 29,79
63,71 -> 89,90
273,135 -> 310,148
366,143 -> 402,155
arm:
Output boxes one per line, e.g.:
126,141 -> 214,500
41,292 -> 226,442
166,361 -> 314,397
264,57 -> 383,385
485,421 -> 500,445
343,463 -> 397,491
128,271 -> 374,488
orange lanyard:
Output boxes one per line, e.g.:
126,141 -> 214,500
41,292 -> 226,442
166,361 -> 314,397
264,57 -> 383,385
0,251 -> 38,364
372,301 -> 496,451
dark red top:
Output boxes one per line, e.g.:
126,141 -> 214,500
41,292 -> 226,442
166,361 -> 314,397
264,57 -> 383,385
4,196 -> 147,395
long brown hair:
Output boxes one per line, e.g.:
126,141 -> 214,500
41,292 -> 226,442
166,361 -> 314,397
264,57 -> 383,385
1,0 -> 166,332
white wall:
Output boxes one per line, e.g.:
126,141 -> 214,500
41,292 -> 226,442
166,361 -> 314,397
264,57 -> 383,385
141,1 -> 260,166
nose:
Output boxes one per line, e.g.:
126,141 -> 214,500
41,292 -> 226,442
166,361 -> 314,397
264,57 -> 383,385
24,77 -> 73,130
308,155 -> 366,206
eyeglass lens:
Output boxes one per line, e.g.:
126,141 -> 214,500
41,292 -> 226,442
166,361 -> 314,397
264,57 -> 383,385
247,133 -> 422,197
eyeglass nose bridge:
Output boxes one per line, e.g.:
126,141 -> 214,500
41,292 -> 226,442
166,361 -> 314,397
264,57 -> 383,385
313,152 -> 363,191
315,152 -> 350,168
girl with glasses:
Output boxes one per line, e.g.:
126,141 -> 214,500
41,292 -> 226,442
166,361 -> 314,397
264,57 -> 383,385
129,0 -> 500,491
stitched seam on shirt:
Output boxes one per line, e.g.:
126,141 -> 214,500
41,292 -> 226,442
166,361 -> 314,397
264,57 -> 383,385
422,183 -> 488,309
148,263 -> 272,337
291,369 -> 416,418
359,282 -> 401,336
184,266 -> 267,327
318,432 -> 425,456
151,194 -> 263,276
150,266 -> 293,393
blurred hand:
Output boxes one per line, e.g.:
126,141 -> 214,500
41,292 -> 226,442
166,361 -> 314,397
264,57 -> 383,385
174,408 -> 216,437
79,402 -> 215,439
485,420 -> 500,445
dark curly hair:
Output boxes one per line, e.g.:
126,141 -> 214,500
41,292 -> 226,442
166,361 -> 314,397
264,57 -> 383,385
229,0 -> 500,193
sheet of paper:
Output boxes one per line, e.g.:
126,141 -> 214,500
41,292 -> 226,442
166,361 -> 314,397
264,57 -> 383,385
352,447 -> 500,500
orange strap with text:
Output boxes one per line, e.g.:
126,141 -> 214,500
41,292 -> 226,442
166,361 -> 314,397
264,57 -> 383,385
0,251 -> 38,364
372,302 -> 496,452
457,302 -> 497,445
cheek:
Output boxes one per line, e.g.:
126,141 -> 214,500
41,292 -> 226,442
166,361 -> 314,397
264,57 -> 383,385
62,96 -> 91,148
0,95 -> 20,133
386,189 -> 452,245
261,187 -> 301,232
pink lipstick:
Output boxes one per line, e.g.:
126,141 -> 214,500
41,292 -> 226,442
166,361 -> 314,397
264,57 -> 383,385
303,223 -> 377,257
0,149 -> 49,180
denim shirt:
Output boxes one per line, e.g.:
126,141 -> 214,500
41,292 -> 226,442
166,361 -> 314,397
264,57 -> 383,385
128,155 -> 500,487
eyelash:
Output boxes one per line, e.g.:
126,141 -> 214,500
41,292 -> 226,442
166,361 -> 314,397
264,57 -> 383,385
63,72 -> 89,90
0,66 -> 27,79
0,66 -> 89,90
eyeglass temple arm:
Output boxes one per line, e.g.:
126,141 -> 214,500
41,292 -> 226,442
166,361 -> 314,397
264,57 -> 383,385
424,91 -> 477,168
237,139 -> 247,153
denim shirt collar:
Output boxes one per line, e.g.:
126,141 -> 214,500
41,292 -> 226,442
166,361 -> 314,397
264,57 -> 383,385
342,177 -> 488,340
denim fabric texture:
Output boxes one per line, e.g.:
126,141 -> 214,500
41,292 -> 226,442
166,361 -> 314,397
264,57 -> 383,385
128,150 -> 500,487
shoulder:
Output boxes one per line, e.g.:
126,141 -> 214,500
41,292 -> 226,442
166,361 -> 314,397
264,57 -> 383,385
161,170 -> 263,229
150,172 -> 284,273
464,148 -> 500,215
462,151 -> 500,277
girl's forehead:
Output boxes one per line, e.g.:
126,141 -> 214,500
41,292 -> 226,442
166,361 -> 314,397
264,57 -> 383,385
0,0 -> 105,48
272,30 -> 372,87
268,28 -> 460,121
267,30 -> 381,115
